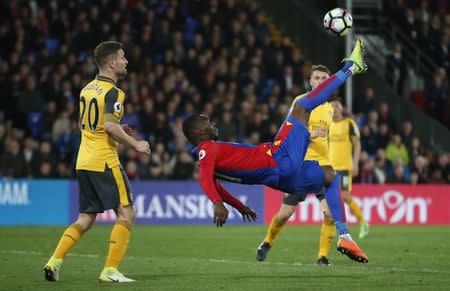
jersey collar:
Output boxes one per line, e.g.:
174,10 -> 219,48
96,75 -> 117,86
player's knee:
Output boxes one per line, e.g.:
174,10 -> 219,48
322,166 -> 336,186
76,214 -> 96,231
342,191 -> 351,203
323,210 -> 333,223
278,206 -> 295,223
116,206 -> 136,224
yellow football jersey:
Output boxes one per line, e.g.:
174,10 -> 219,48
76,76 -> 125,171
290,94 -> 334,166
329,117 -> 360,170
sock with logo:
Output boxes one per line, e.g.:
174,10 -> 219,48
104,220 -> 132,268
347,198 -> 366,224
53,223 -> 85,259
264,215 -> 286,245
318,216 -> 336,259
325,175 -> 350,236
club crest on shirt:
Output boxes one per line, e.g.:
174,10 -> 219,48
114,102 -> 122,112
199,150 -> 206,160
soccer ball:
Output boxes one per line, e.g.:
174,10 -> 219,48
323,8 -> 353,37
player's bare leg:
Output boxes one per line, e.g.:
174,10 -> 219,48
99,205 -> 136,283
317,199 -> 335,266
44,213 -> 96,281
257,204 -> 295,261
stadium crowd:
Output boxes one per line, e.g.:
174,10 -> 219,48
0,0 -> 448,184
384,0 -> 450,127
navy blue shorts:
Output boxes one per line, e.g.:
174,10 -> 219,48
272,117 -> 325,196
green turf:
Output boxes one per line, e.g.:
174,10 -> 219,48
1,225 -> 450,290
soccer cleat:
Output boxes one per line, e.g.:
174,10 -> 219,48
316,256 -> 332,266
44,256 -> 62,282
99,267 -> 135,283
342,38 -> 368,74
256,241 -> 272,262
337,238 -> 369,263
359,223 -> 370,239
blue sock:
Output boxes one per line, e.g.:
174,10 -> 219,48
324,175 -> 349,235
295,61 -> 355,111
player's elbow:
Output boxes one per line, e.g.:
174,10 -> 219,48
103,122 -> 115,135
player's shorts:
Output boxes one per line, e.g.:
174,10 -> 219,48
336,170 -> 352,191
282,187 -> 326,205
76,164 -> 133,213
272,117 -> 325,195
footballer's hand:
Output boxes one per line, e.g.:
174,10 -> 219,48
352,164 -> 359,177
121,124 -> 134,136
213,201 -> 228,227
134,140 -> 151,156
239,206 -> 257,223
310,128 -> 327,139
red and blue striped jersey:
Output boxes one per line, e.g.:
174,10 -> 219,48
191,141 -> 280,204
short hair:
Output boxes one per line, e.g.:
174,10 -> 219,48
94,41 -> 123,69
311,64 -> 331,75
182,114 -> 204,144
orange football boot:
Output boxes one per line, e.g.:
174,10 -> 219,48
337,238 -> 369,263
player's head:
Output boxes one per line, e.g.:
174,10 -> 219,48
94,41 -> 128,79
329,96 -> 344,120
310,64 -> 330,89
182,114 -> 219,145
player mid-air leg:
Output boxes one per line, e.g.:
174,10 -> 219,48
289,38 -> 368,263
256,39 -> 368,263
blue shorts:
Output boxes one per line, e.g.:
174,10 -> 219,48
272,117 -> 325,195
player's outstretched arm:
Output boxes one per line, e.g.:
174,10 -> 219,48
214,178 -> 257,223
104,121 -> 151,156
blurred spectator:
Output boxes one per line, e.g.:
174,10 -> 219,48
426,72 -> 447,118
17,74 -> 45,114
37,161 -> 53,178
218,111 -> 238,142
408,136 -> 425,161
23,137 -> 37,164
432,153 -> 450,183
412,155 -> 429,184
373,149 -> 388,184
376,123 -> 390,149
367,110 -> 379,133
126,160 -> 138,180
386,42 -> 408,95
410,171 -> 419,184
400,120 -> 414,146
377,102 -> 397,131
355,87 -> 376,114
0,138 -> 28,177
30,141 -> 57,177
387,164 -> 409,184
386,134 -> 410,165
360,125 -> 377,156
56,162 -> 71,178
172,151 -> 195,179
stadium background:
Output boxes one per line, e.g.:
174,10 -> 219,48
1,1 -> 450,289
0,0 -> 448,225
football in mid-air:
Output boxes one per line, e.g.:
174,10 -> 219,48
323,8 -> 353,37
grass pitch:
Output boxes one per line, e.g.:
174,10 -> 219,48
1,225 -> 450,290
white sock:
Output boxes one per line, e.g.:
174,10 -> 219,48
339,233 -> 353,242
